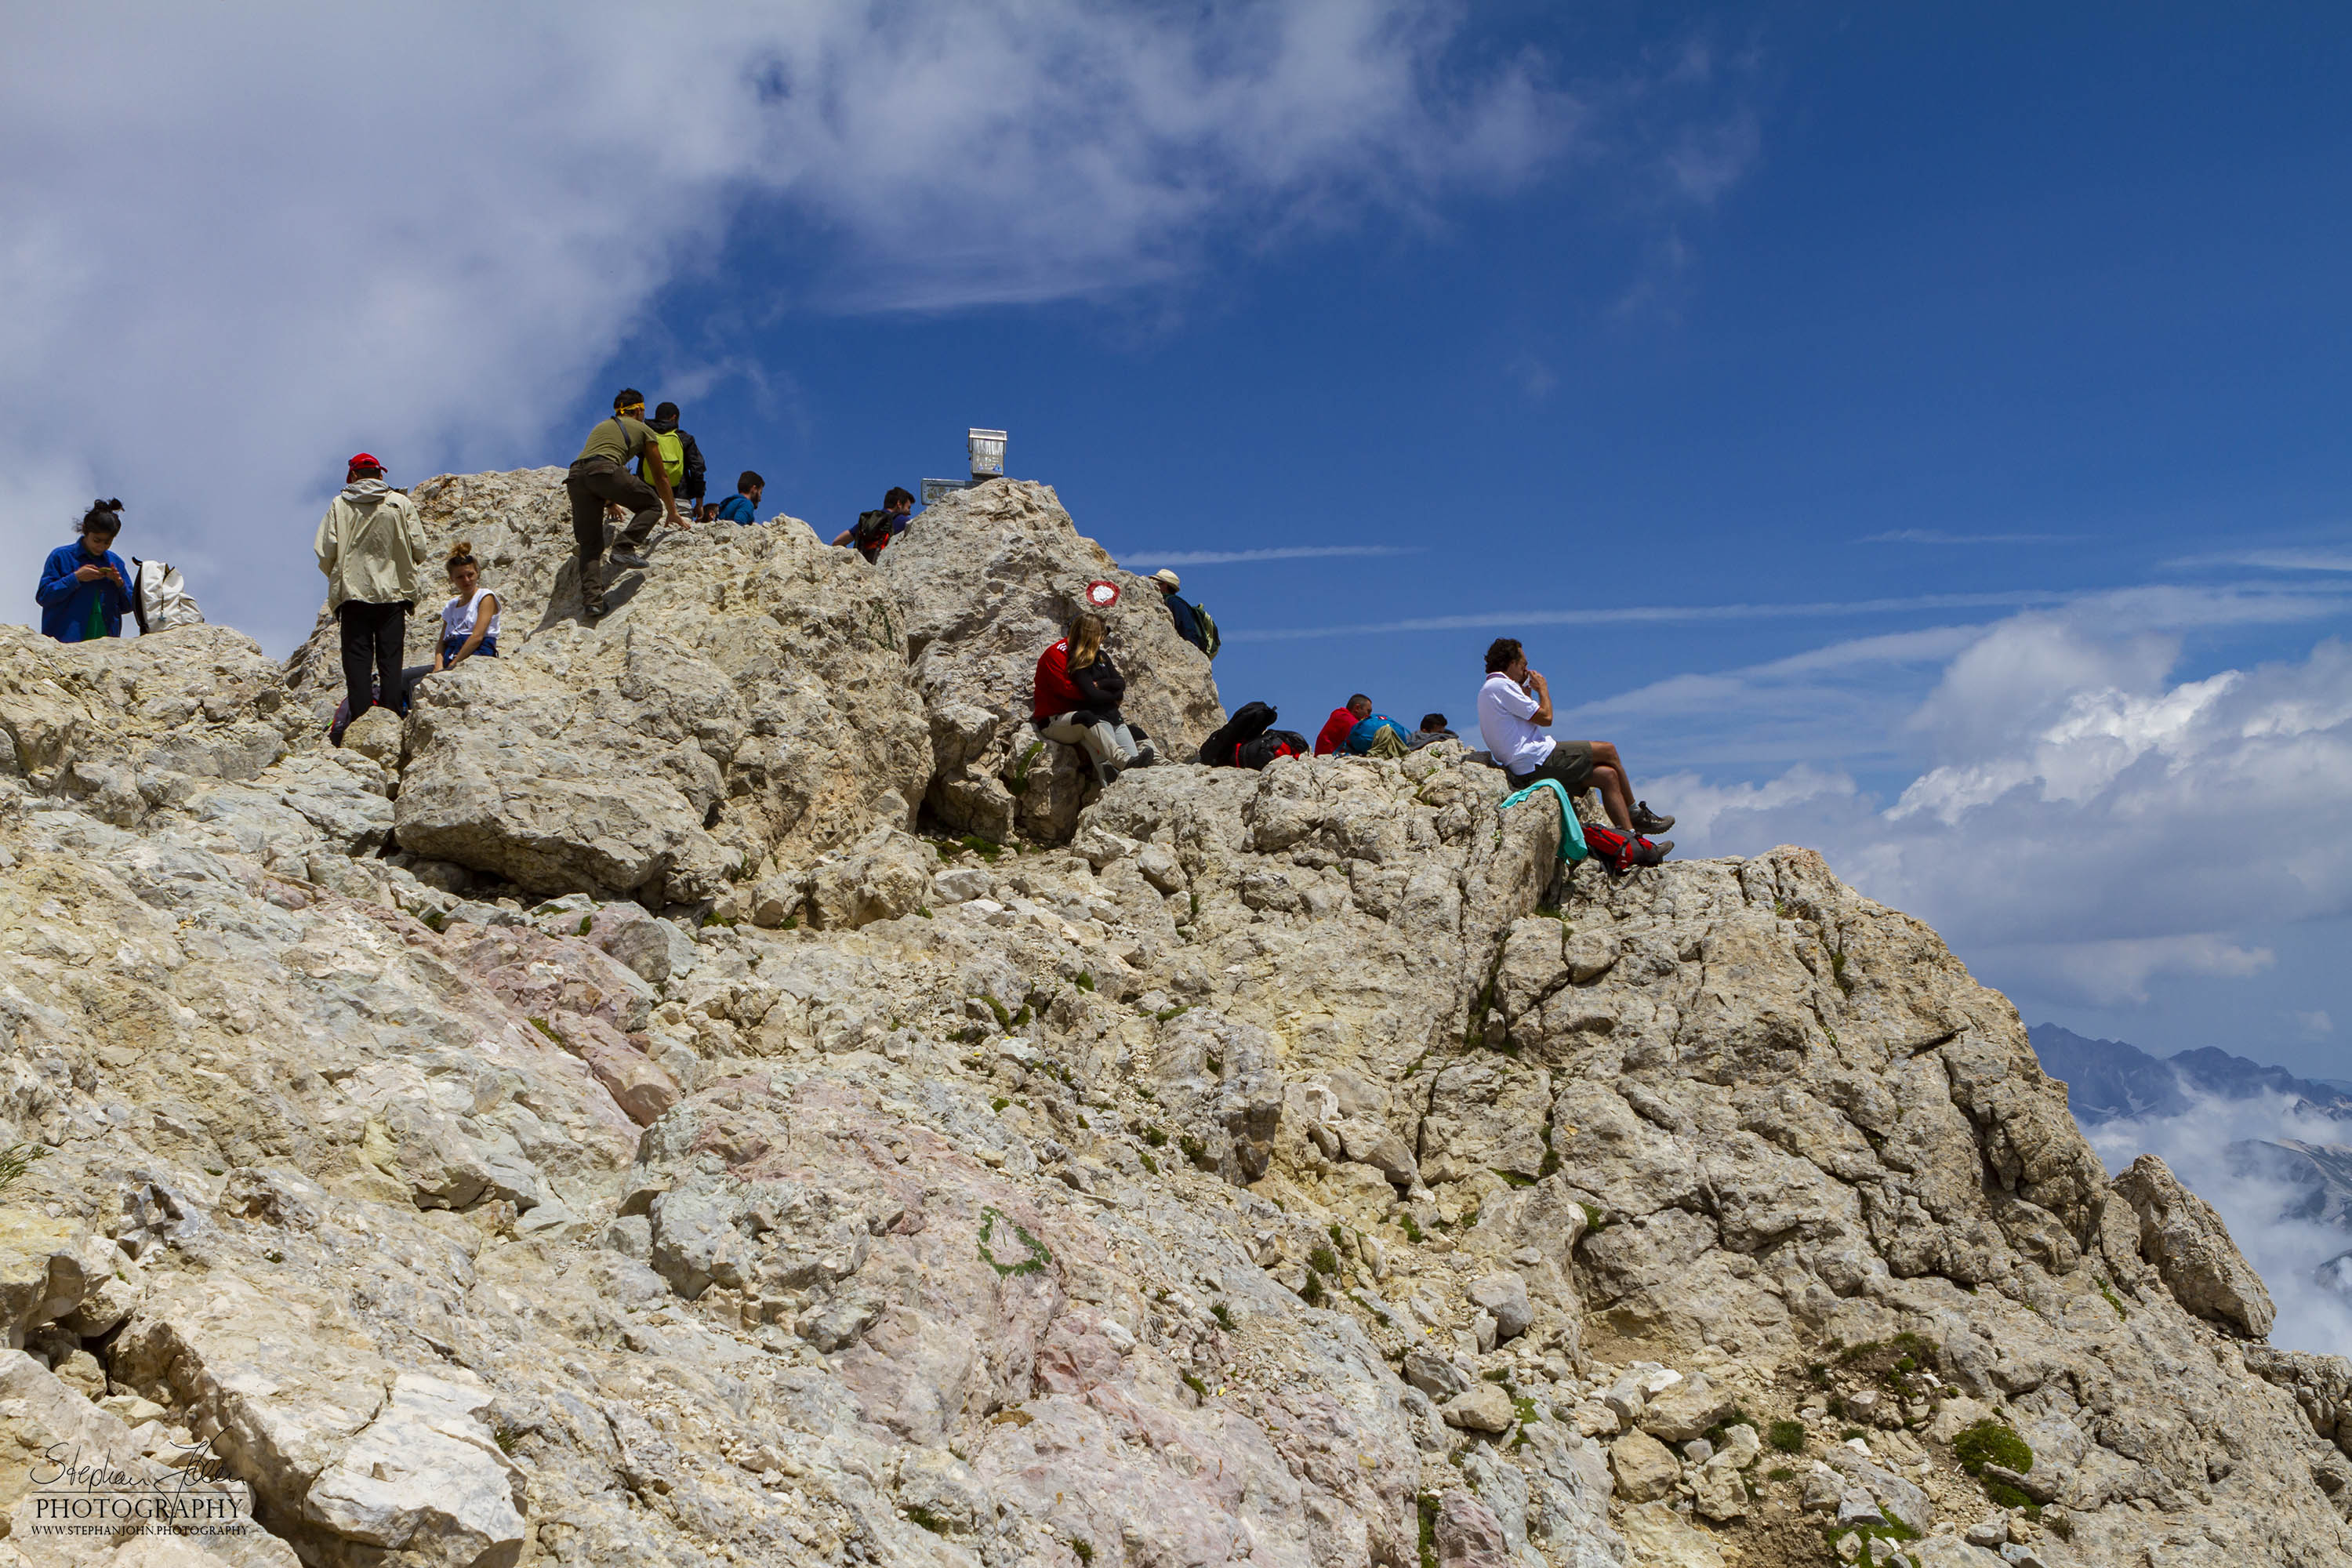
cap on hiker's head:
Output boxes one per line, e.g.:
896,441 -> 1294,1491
1151,569 -> 1181,590
347,452 -> 383,474
613,388 -> 645,412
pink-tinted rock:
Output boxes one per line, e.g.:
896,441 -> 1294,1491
1435,1489 -> 1512,1568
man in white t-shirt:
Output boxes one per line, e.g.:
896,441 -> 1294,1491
1477,637 -> 1675,842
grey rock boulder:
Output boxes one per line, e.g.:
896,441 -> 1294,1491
1639,1370 -> 1734,1443
2113,1152 -> 2277,1338
1610,1427 -> 1679,1501
1466,1272 -> 1534,1341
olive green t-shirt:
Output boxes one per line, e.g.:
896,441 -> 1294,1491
576,415 -> 655,466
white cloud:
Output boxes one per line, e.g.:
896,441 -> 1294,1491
1856,529 -> 2081,545
1635,764 -> 1853,842
1646,592 -> 2352,1004
1973,934 -> 2275,1008
1228,588 -> 2073,643
7,3 -> 1739,654
2297,1011 -> 2336,1037
1122,545 -> 1421,567
2169,547 -> 2352,574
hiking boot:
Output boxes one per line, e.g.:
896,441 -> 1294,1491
583,597 -> 609,621
1131,745 -> 1158,768
1632,801 -> 1675,834
609,549 -> 652,571
1638,838 -> 1674,865
1095,762 -> 1121,788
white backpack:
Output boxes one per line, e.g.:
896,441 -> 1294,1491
130,558 -> 205,633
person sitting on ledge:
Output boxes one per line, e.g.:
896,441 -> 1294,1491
430,539 -> 501,673
1477,637 -> 1674,844
1315,694 -> 1370,756
1033,611 -> 1156,788
1406,712 -> 1456,748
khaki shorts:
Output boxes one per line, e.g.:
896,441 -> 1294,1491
1507,740 -> 1595,793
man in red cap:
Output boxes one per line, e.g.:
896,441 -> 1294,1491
314,453 -> 429,742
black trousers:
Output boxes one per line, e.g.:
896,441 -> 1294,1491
338,600 -> 409,722
565,457 -> 663,611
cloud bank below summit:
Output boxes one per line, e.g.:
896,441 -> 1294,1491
1639,593 -> 2352,1014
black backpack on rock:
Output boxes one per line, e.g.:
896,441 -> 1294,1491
1198,701 -> 1276,767
1237,730 -> 1309,770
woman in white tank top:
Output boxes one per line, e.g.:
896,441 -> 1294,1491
430,540 -> 501,672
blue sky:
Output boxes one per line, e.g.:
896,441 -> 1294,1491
9,4 -> 2351,1075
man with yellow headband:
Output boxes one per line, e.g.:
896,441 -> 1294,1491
565,387 -> 684,619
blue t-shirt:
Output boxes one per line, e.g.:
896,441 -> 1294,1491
717,495 -> 757,524
37,542 -> 132,642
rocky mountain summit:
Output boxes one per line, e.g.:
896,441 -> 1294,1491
0,471 -> 2345,1568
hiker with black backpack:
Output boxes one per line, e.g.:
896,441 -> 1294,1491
1033,612 -> 1157,787
565,388 -> 684,619
637,402 -> 707,513
834,487 -> 914,562
1478,637 -> 1675,862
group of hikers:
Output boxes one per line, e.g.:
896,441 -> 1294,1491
1038,610 -> 1678,866
45,385 -> 1676,865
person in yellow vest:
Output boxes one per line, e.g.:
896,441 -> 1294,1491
565,388 -> 682,620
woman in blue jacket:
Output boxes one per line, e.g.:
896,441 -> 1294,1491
38,501 -> 133,643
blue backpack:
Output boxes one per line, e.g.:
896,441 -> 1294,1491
1345,714 -> 1408,753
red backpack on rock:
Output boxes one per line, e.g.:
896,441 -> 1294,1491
1580,822 -> 1668,873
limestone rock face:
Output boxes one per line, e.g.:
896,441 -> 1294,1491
0,476 -> 2339,1567
879,478 -> 1225,844
289,470 -> 932,901
0,622 -> 299,822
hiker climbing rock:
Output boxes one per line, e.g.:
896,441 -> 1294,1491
1150,569 -> 1217,656
835,486 -> 914,561
430,539 -> 501,672
565,387 -> 683,619
314,454 -> 429,741
1033,611 -> 1156,787
1478,636 -> 1674,851
37,499 -> 133,644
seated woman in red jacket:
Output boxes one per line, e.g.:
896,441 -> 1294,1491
1034,612 -> 1158,787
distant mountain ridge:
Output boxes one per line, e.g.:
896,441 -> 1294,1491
2028,1022 -> 2352,1124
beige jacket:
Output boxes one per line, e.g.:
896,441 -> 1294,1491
314,481 -> 430,612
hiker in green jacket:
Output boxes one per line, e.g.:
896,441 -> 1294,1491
565,388 -> 683,619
